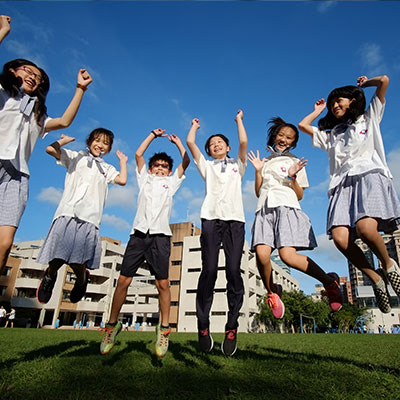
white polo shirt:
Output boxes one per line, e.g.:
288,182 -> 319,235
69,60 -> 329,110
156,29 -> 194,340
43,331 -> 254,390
195,154 -> 246,223
256,155 -> 309,212
313,94 -> 391,193
53,149 -> 119,228
0,85 -> 51,175
132,165 -> 185,236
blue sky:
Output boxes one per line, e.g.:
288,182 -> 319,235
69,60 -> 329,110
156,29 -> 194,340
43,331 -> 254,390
2,1 -> 400,294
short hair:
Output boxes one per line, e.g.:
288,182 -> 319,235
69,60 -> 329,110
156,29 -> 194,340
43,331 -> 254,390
266,117 -> 299,150
86,128 -> 114,151
0,58 -> 50,125
149,152 -> 173,170
318,85 -> 366,131
204,134 -> 230,156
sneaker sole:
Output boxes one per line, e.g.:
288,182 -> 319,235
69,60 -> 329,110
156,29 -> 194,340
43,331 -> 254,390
221,341 -> 237,357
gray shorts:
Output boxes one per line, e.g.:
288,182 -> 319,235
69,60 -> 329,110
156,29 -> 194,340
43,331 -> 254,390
251,205 -> 317,251
37,216 -> 101,270
327,171 -> 400,238
120,230 -> 171,280
0,161 -> 29,228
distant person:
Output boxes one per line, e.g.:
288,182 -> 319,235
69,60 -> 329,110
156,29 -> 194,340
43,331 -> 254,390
0,305 -> 6,326
0,15 -> 92,276
4,307 -> 15,328
36,128 -> 128,304
186,110 -> 247,357
299,75 -> 400,314
248,117 -> 343,319
99,129 -> 189,358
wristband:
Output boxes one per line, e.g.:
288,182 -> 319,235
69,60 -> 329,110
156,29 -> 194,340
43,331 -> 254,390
76,84 -> 87,92
151,130 -> 158,138
50,141 -> 61,151
287,174 -> 297,180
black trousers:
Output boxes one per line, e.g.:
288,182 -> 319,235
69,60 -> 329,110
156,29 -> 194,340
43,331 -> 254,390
196,219 -> 245,330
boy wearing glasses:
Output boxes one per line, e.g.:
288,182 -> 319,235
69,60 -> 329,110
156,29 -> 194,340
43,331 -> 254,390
100,129 -> 190,358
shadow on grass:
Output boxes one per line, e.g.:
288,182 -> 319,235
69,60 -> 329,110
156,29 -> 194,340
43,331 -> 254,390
1,335 -> 400,399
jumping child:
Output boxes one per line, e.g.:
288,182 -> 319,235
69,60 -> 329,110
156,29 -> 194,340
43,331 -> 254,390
100,129 -> 189,358
36,129 -> 128,303
248,117 -> 343,320
298,75 -> 400,313
0,15 -> 92,274
186,110 -> 247,357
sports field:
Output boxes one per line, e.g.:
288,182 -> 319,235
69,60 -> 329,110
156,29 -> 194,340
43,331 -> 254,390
0,329 -> 399,400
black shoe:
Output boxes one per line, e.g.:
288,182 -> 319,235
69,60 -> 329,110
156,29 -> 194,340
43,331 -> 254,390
36,269 -> 57,304
198,328 -> 214,352
70,270 -> 90,303
221,329 -> 237,356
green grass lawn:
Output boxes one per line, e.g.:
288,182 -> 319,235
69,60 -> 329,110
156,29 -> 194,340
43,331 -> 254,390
0,329 -> 399,400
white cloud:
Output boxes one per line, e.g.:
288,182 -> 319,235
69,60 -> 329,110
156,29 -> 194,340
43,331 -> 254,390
242,179 -> 258,213
102,214 -> 131,231
106,184 -> 137,210
387,147 -> 400,193
317,1 -> 336,14
312,233 -> 343,262
358,43 -> 387,76
37,186 -> 63,205
4,39 -> 46,68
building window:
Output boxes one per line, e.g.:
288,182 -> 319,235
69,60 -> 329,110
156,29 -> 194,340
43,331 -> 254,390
173,242 -> 183,247
1,267 -> 11,277
171,301 -> 179,306
103,262 -> 113,269
214,288 -> 226,293
211,311 -> 226,316
185,311 -> 196,316
186,289 -> 197,294
189,248 -> 201,252
170,281 -> 180,286
171,260 -> 182,266
0,286 -> 6,296
188,268 -> 201,272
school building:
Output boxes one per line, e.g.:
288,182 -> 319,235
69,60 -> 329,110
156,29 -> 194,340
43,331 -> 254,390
0,222 -> 299,332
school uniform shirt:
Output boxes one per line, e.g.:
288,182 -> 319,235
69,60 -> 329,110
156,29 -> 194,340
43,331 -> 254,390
195,154 -> 246,223
53,149 -> 119,228
312,93 -> 392,193
256,155 -> 309,212
0,84 -> 52,175
132,165 -> 185,236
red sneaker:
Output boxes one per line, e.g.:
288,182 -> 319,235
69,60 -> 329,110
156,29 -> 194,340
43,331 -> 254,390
323,272 -> 343,312
267,293 -> 285,319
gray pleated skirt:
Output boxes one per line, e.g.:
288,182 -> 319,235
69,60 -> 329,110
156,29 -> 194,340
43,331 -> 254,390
327,171 -> 400,238
0,161 -> 29,228
37,216 -> 102,269
251,205 -> 317,251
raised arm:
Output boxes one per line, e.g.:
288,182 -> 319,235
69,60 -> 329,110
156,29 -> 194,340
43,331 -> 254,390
135,129 -> 167,172
45,69 -> 93,132
186,118 -> 202,163
357,75 -> 389,104
235,109 -> 248,163
287,158 -> 307,201
247,150 -> 265,198
114,151 -> 128,186
0,15 -> 11,44
169,134 -> 190,178
46,134 -> 75,160
298,99 -> 327,137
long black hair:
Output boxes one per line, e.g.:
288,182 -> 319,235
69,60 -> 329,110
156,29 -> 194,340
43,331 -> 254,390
0,58 -> 50,126
267,117 -> 299,150
318,85 -> 366,131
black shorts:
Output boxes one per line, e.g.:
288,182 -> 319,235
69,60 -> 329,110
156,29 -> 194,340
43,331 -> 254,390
120,230 -> 171,280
